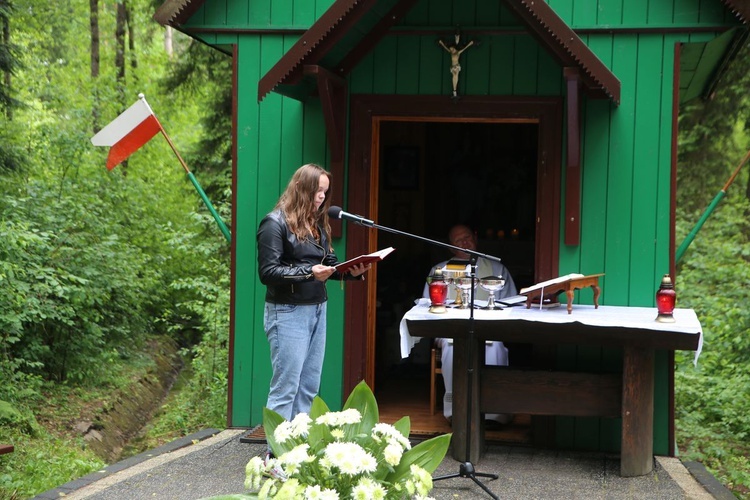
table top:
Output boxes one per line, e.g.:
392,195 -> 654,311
400,299 -> 703,360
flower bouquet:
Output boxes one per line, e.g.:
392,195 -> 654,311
218,381 -> 451,499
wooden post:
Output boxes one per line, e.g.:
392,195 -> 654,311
621,346 -> 655,476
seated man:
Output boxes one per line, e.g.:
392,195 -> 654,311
423,224 -> 517,426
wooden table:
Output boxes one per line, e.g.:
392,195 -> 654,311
400,302 -> 702,477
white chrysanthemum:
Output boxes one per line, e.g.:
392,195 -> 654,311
316,408 -> 362,426
244,456 -> 264,490
274,477 -> 303,499
352,477 -> 387,500
280,443 -> 312,466
290,412 -> 312,438
304,484 -> 340,500
330,428 -> 345,440
274,421 -> 294,443
324,442 -> 377,475
383,442 -> 403,466
318,456 -> 333,473
372,423 -> 411,450
409,464 -> 433,497
258,477 -> 277,499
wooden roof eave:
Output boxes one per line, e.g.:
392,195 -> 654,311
721,0 -> 750,25
504,0 -> 620,106
257,0 -> 372,103
153,0 -> 206,28
258,0 -> 620,106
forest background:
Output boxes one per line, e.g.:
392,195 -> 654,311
0,0 -> 749,498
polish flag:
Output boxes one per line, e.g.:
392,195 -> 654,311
91,95 -> 161,170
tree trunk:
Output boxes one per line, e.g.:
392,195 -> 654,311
164,26 -> 173,57
125,0 -> 137,79
90,0 -> 100,132
115,0 -> 127,173
115,0 -> 126,96
1,0 -> 11,120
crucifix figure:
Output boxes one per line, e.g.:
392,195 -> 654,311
438,33 -> 475,97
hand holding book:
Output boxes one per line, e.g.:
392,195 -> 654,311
335,247 -> 395,274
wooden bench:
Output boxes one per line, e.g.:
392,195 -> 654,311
0,444 -> 14,455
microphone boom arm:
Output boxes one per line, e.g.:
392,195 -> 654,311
370,222 -> 502,264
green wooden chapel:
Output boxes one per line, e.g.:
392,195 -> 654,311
154,0 -> 749,457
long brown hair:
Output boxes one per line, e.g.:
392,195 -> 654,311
276,164 -> 332,247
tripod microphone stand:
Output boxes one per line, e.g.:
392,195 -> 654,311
328,207 -> 500,498
431,255 -> 499,499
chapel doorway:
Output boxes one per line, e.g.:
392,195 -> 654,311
372,119 -> 539,440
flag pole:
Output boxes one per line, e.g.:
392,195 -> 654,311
141,97 -> 232,244
675,148 -> 750,264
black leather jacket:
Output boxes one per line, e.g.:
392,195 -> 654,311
257,209 -> 357,304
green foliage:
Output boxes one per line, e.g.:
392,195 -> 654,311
0,0 -> 231,496
0,430 -> 105,499
675,41 -> 750,500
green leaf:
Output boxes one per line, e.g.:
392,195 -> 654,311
387,433 -> 452,482
342,381 -> 379,439
392,416 -> 411,438
262,407 -> 286,455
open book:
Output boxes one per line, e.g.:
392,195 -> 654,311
335,247 -> 395,273
519,273 -> 585,295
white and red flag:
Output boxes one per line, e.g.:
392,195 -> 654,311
91,94 -> 161,170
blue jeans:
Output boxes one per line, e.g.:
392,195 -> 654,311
264,301 -> 327,421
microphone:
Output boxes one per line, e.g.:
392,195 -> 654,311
327,206 -> 375,227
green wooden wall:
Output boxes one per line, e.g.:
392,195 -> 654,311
231,34 -> 350,427
181,0 -> 740,453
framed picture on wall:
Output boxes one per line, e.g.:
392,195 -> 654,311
383,146 -> 420,190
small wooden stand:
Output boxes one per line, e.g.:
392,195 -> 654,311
523,273 -> 604,314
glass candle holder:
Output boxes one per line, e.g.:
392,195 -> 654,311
655,274 -> 676,323
427,273 -> 449,314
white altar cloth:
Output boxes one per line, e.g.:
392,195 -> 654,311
399,298 -> 703,363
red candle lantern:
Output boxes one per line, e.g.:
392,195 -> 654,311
655,274 -> 676,323
428,271 -> 448,314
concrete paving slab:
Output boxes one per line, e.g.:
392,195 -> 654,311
34,429 -> 732,500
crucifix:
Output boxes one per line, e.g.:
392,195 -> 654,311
438,33 -> 475,97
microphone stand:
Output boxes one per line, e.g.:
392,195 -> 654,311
350,218 -> 499,499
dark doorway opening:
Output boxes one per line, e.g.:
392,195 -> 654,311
373,119 -> 538,439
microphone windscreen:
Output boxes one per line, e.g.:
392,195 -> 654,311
327,206 -> 343,219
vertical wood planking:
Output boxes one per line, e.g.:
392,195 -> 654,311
464,34 -> 490,95
294,0 -> 316,27
272,0 -> 295,27
513,36 -> 538,95
249,0 -> 271,27
349,51 -> 375,94
418,37 -> 443,95
536,48 -> 562,97
372,37 -> 399,94
232,36 -> 263,427
227,0 -> 250,26
488,35 -> 514,95
475,0 -> 500,27
201,0 -> 226,25
396,36 -> 421,95
674,0 -> 700,24
598,0 -> 623,25
628,34 -> 663,307
603,35 -> 637,306
571,0 -> 598,26
427,0 -> 453,26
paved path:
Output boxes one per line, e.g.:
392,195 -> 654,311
34,429 -> 733,500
